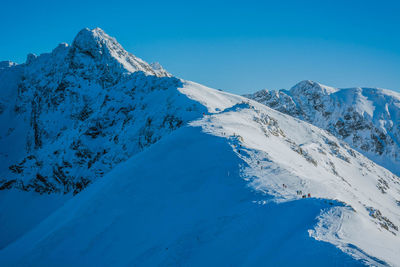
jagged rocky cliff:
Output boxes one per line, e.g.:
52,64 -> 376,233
0,28 -> 202,195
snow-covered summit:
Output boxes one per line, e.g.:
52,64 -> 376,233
19,27 -> 170,90
291,80 -> 339,95
71,27 -> 168,78
245,81 -> 400,176
0,27 -> 178,198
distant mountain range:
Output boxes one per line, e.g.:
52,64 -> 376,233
245,80 -> 400,177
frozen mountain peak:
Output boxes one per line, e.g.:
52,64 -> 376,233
292,80 -> 323,90
92,27 -> 106,34
291,80 -> 338,95
78,27 -> 114,44
69,27 -> 168,77
72,27 -> 115,54
75,27 -> 108,39
296,80 -> 318,87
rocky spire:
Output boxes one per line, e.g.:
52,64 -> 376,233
70,27 -> 167,78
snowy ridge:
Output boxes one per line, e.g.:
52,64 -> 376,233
0,28 -> 399,266
245,80 -> 400,177
192,99 -> 400,265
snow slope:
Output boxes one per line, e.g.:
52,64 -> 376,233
245,80 -> 400,177
1,82 -> 399,266
0,115 -> 366,267
0,189 -> 70,249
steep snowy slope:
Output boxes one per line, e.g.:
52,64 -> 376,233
245,81 -> 400,177
1,83 -> 399,266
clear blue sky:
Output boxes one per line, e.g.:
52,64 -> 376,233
1,0 -> 399,94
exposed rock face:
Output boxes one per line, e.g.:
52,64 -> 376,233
0,28 -> 203,195
245,80 -> 400,176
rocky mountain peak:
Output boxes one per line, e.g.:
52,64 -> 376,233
15,28 -> 171,94
0,27 -> 192,196
71,27 -> 118,60
69,27 -> 167,79
290,80 -> 338,96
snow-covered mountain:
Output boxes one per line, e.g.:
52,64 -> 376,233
0,28 -> 201,248
0,27 -> 181,196
0,28 -> 400,266
245,80 -> 400,177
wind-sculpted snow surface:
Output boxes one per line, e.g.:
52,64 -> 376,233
1,28 -> 400,266
245,80 -> 400,177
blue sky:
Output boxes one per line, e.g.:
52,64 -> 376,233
1,0 -> 399,94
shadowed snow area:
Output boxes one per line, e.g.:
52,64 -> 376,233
0,190 -> 70,249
